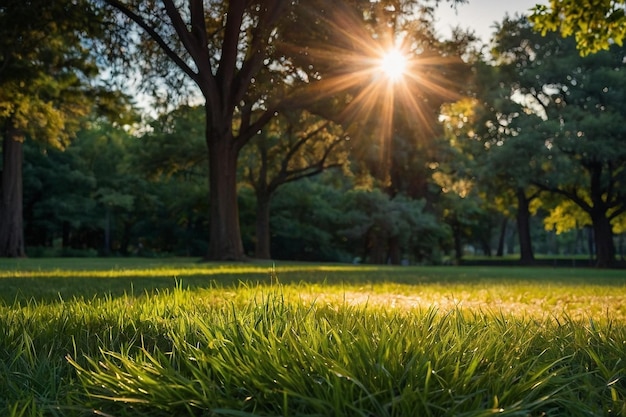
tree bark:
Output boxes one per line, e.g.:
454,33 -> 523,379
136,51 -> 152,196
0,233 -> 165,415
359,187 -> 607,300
590,210 -> 615,268
516,188 -> 534,265
0,125 -> 26,257
205,131 -> 245,261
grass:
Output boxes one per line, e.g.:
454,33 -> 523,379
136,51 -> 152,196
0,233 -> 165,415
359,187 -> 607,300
0,258 -> 625,416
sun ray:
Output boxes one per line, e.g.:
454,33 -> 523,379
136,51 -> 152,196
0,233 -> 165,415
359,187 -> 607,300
282,2 -> 464,173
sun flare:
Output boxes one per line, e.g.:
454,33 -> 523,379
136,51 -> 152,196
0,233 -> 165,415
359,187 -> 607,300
379,48 -> 407,82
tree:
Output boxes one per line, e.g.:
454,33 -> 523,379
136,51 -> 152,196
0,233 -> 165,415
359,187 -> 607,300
465,58 -> 547,264
23,140 -> 98,252
0,0 -> 107,257
76,121 -> 143,255
487,16 -> 626,267
133,106 -> 210,256
98,0 -> 315,260
537,46 -> 626,267
339,189 -> 445,264
98,0 -> 465,260
269,177 -> 348,261
529,0 -> 626,56
240,110 -> 350,259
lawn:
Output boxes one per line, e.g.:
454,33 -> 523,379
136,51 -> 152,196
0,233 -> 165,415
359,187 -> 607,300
1,258 -> 625,416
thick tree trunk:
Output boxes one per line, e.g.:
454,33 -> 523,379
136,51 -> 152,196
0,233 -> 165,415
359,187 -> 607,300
0,127 -> 26,257
206,134 -> 245,261
254,190 -> 272,259
516,188 -> 534,265
590,210 -> 615,268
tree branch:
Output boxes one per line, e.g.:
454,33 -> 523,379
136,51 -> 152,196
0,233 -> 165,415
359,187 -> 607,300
233,0 -> 286,106
102,0 -> 198,82
234,105 -> 280,151
216,0 -> 245,103
533,180 -> 593,213
279,121 -> 331,174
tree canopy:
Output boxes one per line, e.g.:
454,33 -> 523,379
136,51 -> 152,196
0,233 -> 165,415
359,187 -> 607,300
0,0 -> 112,257
530,0 -> 626,55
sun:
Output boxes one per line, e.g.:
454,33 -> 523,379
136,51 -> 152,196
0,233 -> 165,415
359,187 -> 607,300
378,48 -> 408,82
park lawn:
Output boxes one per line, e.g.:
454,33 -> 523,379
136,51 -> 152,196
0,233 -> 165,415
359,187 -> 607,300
1,258 -> 625,416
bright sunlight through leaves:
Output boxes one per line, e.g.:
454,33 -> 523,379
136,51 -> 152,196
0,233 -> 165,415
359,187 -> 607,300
379,48 -> 407,82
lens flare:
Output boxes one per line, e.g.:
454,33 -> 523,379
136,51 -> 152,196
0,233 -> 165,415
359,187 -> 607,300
284,4 -> 462,176
379,48 -> 407,82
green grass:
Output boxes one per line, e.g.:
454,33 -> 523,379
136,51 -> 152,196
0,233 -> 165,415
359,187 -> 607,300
1,258 -> 625,416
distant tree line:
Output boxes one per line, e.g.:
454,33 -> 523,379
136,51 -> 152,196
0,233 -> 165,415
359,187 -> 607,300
2,1 -> 625,266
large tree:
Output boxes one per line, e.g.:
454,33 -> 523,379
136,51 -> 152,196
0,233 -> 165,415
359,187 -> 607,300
535,48 -> 626,267
486,17 -> 626,267
0,0 -> 106,257
98,0 -> 464,260
468,22 -> 552,265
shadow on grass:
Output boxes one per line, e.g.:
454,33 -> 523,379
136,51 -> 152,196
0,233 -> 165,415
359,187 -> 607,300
1,260 -> 626,305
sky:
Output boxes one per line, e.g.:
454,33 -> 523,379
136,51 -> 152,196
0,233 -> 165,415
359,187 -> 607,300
434,0 -> 548,43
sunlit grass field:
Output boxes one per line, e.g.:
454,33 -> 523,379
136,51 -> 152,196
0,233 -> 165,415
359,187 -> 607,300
1,258 -> 625,416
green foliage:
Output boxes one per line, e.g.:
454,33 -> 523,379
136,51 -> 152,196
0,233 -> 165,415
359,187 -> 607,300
270,178 -> 349,261
465,16 -> 626,265
340,188 -> 448,263
0,0 -> 105,146
529,0 -> 626,56
267,177 -> 448,263
22,141 -> 98,247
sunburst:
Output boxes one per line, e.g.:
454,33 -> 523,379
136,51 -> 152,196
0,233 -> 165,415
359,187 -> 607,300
379,48 -> 408,83
285,4 -> 461,173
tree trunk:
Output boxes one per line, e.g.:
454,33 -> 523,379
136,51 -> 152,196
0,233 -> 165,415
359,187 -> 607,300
254,189 -> 272,259
496,217 -> 507,257
206,133 -> 245,261
590,210 -> 615,268
452,222 -> 463,263
387,235 -> 401,265
368,229 -> 387,264
0,126 -> 26,257
516,188 -> 534,265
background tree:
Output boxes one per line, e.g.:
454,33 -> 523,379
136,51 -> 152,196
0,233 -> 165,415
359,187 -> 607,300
240,110 -> 350,259
269,177 -> 349,261
77,121 -> 144,255
530,0 -> 626,56
534,44 -> 626,267
23,140 -> 97,253
485,16 -> 626,267
466,18 -> 555,264
0,0 -> 122,257
97,0 -> 465,260
132,106 -> 210,256
341,188 -> 446,264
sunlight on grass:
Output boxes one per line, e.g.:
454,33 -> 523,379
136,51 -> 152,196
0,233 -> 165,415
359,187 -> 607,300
1,259 -> 626,321
1,261 -> 626,416
0,259 -> 379,278
1,283 -> 624,416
